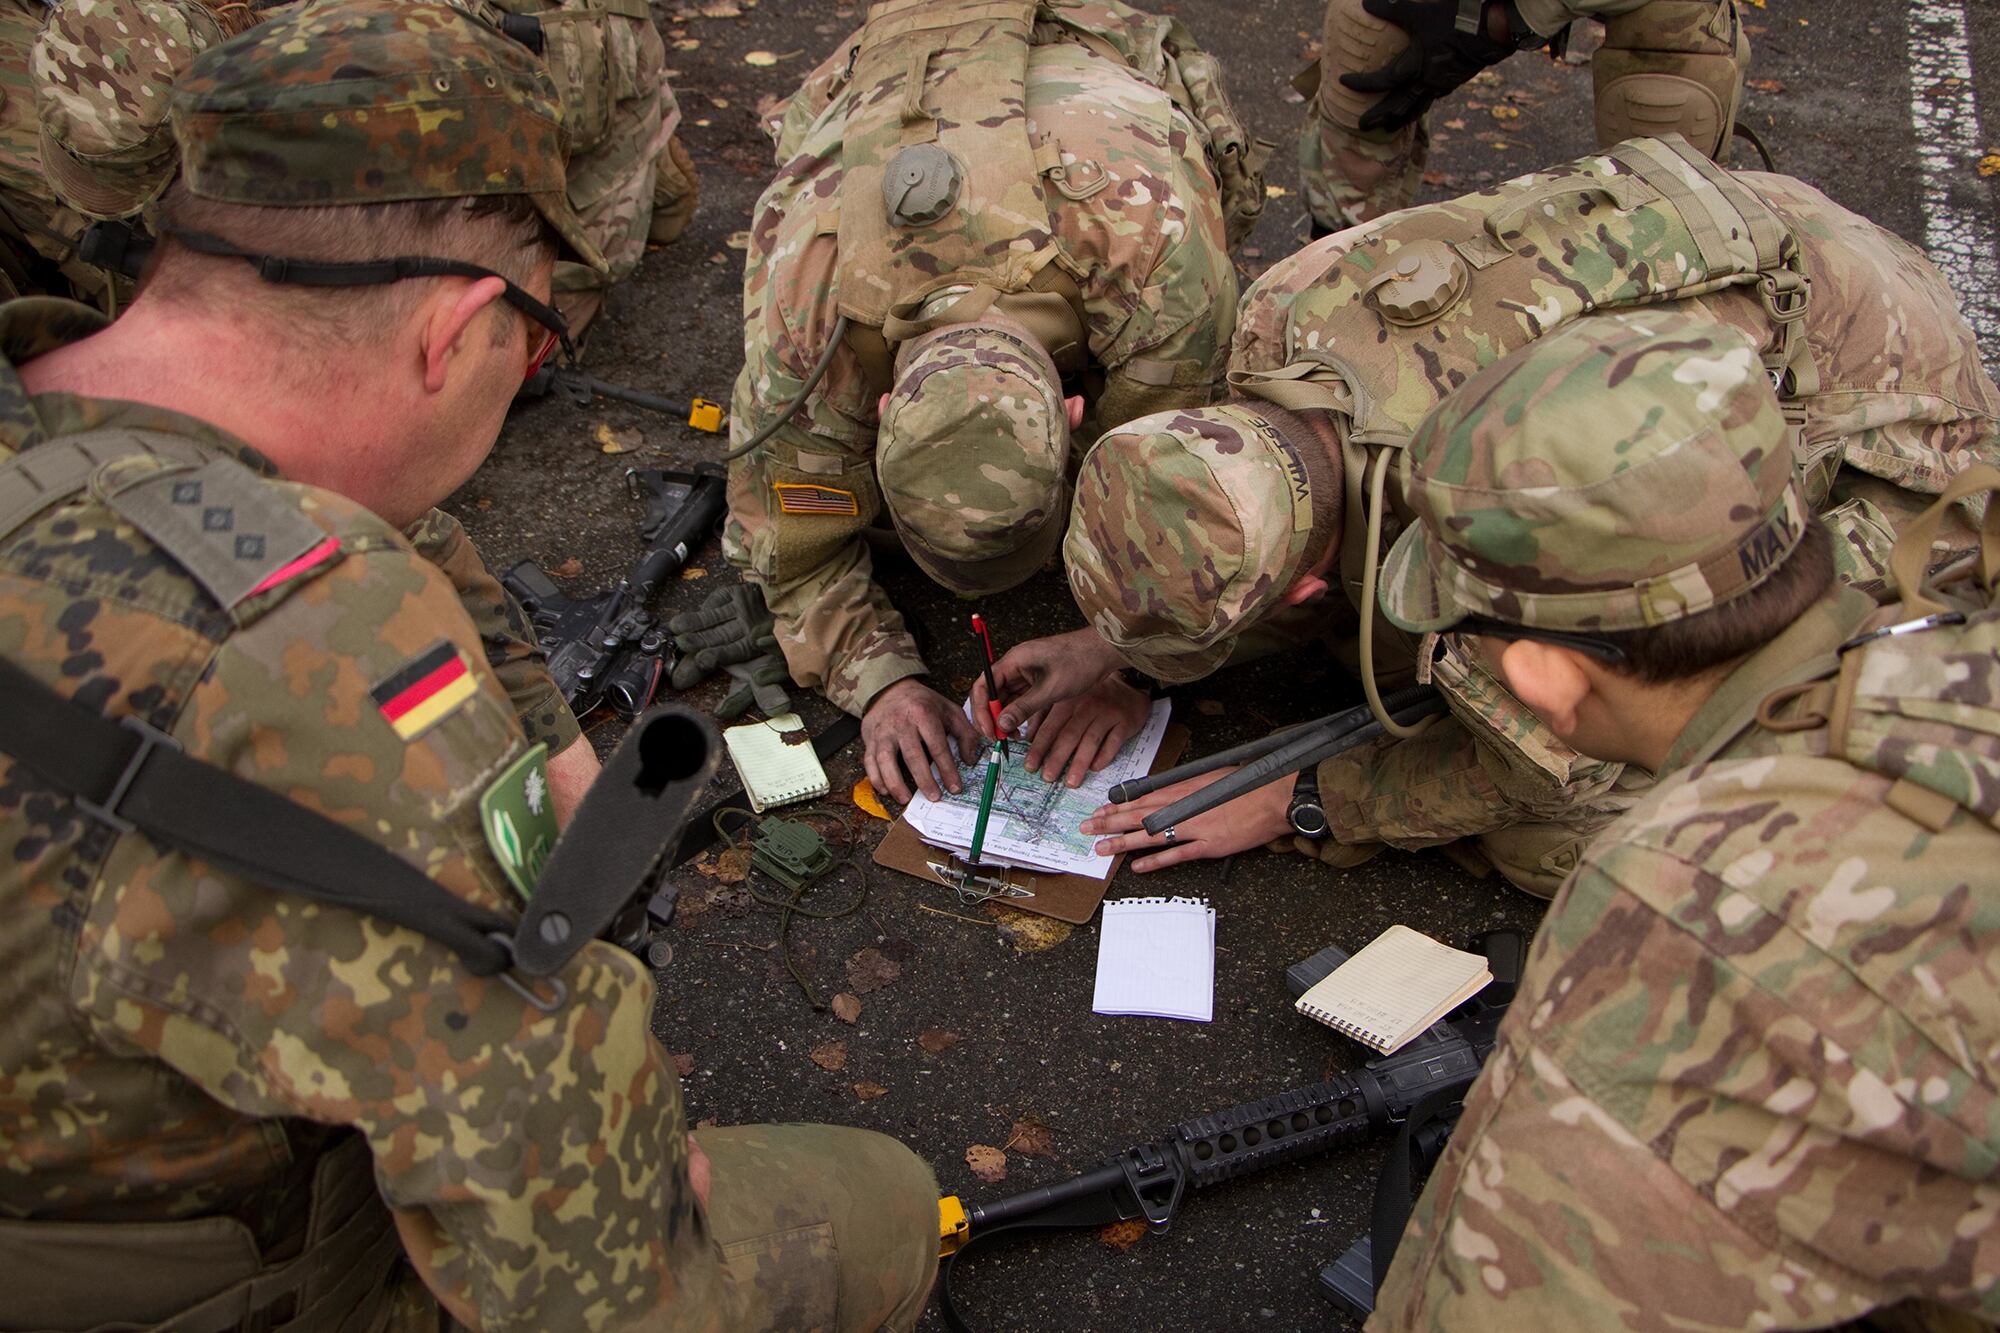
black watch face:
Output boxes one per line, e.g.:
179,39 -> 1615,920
1290,801 -> 1328,838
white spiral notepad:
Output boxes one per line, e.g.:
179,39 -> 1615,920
1294,925 -> 1491,1054
1091,896 -> 1214,1022
722,713 -> 829,813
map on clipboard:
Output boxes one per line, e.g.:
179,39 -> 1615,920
901,700 -> 1171,878
874,701 -> 1188,925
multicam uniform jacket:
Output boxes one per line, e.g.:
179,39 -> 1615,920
1235,162 -> 2000,887
1374,577 -> 2000,1328
724,3 -> 1244,716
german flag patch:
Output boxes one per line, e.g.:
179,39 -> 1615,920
372,641 -> 478,741
775,482 -> 860,516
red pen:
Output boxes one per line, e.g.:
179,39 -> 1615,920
970,613 -> 1008,757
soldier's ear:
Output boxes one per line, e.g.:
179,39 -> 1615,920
1494,638 -> 1591,740
420,275 -> 512,396
1282,572 -> 1331,606
1065,395 -> 1085,430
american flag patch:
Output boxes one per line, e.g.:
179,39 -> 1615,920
775,482 -> 860,516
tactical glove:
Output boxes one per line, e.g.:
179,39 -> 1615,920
717,655 -> 795,721
1340,0 -> 1542,134
668,585 -> 778,690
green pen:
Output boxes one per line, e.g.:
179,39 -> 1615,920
966,745 -> 1002,865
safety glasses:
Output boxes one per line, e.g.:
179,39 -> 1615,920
160,224 -> 578,381
1452,615 -> 1630,665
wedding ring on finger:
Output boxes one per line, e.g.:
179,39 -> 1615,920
1160,826 -> 1178,844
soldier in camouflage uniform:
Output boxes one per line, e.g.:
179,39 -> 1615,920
982,138 -> 2000,894
1367,312 -> 2000,1330
724,0 -> 1267,803
0,0 -> 218,312
0,5 -> 938,1329
1299,0 -> 1750,235
7,0 -> 696,335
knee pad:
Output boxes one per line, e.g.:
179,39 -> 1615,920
1314,0 -> 1416,132
1592,0 -> 1749,161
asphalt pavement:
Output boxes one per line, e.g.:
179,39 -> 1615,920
457,2 -> 2000,1328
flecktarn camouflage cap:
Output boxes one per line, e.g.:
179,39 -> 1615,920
34,0 -> 224,220
877,322 -> 1070,596
170,0 -> 605,271
1064,403 -> 1330,683
1380,309 -> 1807,635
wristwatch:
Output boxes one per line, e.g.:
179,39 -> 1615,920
1288,766 -> 1329,839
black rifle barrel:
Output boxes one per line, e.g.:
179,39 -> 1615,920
1139,692 -> 1445,835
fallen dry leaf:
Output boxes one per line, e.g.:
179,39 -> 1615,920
917,1028 -> 959,1054
1194,698 -> 1224,717
809,1040 -> 848,1072
681,566 -> 708,580
965,1144 -> 1008,1184
725,229 -> 752,250
699,0 -> 739,15
672,1051 -> 696,1076
853,1080 -> 888,1100
1490,105 -> 1520,120
473,497 -> 492,510
846,946 -> 902,993
695,845 -> 752,884
595,422 -> 643,454
851,779 -> 890,821
673,37 -> 700,50
1747,78 -> 1786,93
985,903 -> 1073,953
743,48 -> 778,65
831,992 -> 862,1024
1442,117 -> 1466,130
1981,153 -> 2000,178
1263,183 -> 1289,198
552,556 -> 585,579
1005,1118 -> 1057,1159
1100,1219 -> 1148,1250
779,729 -> 809,746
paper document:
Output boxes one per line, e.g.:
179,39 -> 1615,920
1092,896 -> 1215,1022
901,699 -> 1171,879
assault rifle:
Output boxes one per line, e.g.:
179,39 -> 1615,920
502,464 -> 726,721
934,928 -> 1525,1330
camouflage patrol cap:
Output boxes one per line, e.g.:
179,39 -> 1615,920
1380,310 -> 1807,636
33,0 -> 224,221
1064,404 -> 1342,683
877,321 -> 1070,596
169,0 -> 604,270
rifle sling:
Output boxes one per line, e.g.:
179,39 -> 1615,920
0,655 -> 517,974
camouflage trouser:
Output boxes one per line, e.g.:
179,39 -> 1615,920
518,0 -> 695,335
1299,0 -> 1747,233
698,1124 -> 940,1332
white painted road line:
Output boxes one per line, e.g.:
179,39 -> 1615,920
1904,0 -> 2000,375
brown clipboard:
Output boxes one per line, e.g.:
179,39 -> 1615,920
872,723 -> 1190,925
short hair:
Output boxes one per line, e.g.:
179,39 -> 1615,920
144,181 -> 558,346
1594,516 -> 1836,683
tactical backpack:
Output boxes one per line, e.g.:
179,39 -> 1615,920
823,0 -> 1268,393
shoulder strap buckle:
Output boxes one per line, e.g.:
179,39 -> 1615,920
75,714 -> 183,835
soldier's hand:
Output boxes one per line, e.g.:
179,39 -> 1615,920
668,585 -> 777,690
863,677 -> 981,804
686,1136 -> 713,1211
1080,766 -> 1293,873
1339,0 -> 1522,134
971,629 -> 1129,738
1022,674 -> 1151,788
